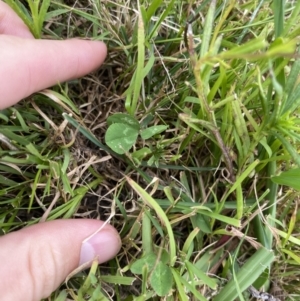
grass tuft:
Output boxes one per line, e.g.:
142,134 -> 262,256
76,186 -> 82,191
2,0 -> 300,300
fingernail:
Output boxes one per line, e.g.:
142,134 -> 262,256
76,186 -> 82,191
79,229 -> 121,266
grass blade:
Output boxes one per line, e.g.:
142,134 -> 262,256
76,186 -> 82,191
271,168 -> 300,191
273,0 -> 285,38
200,0 -> 216,58
126,5 -> 145,115
213,248 -> 275,301
126,177 -> 177,266
274,131 -> 300,167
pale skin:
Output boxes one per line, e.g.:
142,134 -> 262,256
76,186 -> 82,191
0,2 -> 121,300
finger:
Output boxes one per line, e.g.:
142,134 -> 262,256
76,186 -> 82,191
0,1 -> 34,38
0,36 -> 107,109
0,219 -> 121,301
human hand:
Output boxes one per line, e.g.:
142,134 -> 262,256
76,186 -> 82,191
0,1 -> 107,109
0,2 -> 121,300
1,220 -> 121,301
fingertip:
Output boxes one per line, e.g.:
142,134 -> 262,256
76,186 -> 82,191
70,39 -> 108,77
34,38 -> 108,85
79,224 -> 121,266
35,38 -> 108,84
91,40 -> 107,58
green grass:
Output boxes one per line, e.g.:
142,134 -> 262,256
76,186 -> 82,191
2,0 -> 300,300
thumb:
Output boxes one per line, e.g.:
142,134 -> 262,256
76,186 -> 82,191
0,219 -> 121,301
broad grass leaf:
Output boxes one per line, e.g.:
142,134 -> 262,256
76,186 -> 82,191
140,125 -> 168,140
105,123 -> 138,154
214,248 -> 274,301
271,168 -> 300,190
107,113 -> 140,130
146,0 -> 163,21
150,262 -> 173,296
130,253 -> 157,274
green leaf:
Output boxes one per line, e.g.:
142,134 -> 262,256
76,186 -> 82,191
125,7 -> 145,115
147,0 -> 176,40
271,168 -> 300,190
214,248 -> 275,301
40,90 -> 79,114
194,214 -> 212,234
274,131 -> 300,167
273,0 -> 284,38
107,113 -> 140,130
171,269 -> 192,301
46,2 -> 101,26
150,262 -> 173,296
0,174 -> 18,187
38,0 -> 51,36
45,8 -> 69,20
146,0 -> 163,22
130,253 -> 157,274
259,137 -> 273,158
126,177 -> 177,266
4,0 -> 34,36
282,248 -> 300,264
0,128 -> 30,146
266,38 -> 296,58
54,290 -> 68,301
100,275 -> 136,286
220,38 -> 267,59
282,84 -> 300,114
192,209 -> 240,227
142,210 -> 153,254
283,0 -> 300,36
140,125 -> 168,140
142,51 -> 155,77
200,0 -> 216,58
184,96 -> 201,104
185,261 -> 217,289
49,160 -> 60,179
105,123 -> 138,154
63,113 -> 114,154
132,147 -> 151,161
26,143 -> 45,160
11,108 -> 29,132
232,97 -> 250,159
